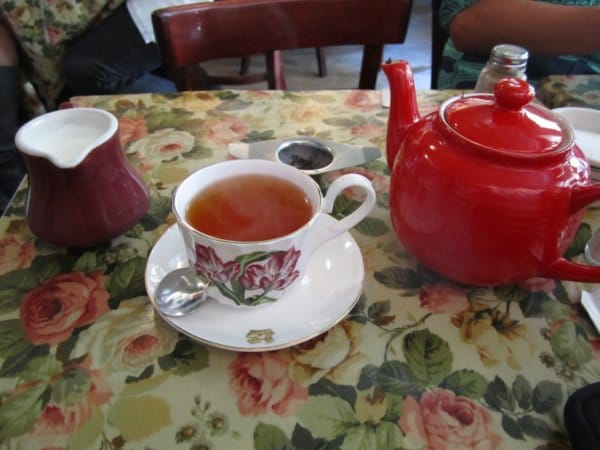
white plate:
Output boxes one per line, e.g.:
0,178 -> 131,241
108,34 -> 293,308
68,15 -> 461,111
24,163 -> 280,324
553,107 -> 600,168
581,290 -> 600,334
145,219 -> 364,352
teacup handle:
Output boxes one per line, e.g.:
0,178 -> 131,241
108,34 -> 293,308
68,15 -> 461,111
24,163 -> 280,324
311,174 -> 376,248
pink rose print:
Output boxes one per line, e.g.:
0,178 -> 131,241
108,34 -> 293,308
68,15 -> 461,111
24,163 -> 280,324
194,244 -> 241,283
135,157 -> 155,174
203,117 -> 249,146
326,167 -> 387,201
241,248 -> 301,291
420,284 -> 470,315
162,142 -> 184,153
20,272 -> 110,346
590,334 -> 600,361
119,117 -> 148,147
247,91 -> 270,98
229,352 -> 308,416
115,332 -> 169,370
399,390 -> 504,450
0,235 -> 35,275
13,357 -> 111,443
45,27 -> 65,44
351,123 -> 383,137
344,90 -> 379,112
127,129 -> 194,161
517,277 -> 556,293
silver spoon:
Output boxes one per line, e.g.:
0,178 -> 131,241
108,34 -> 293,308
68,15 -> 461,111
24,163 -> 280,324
155,267 -> 208,316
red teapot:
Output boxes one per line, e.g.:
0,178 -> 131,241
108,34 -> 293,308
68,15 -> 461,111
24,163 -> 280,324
382,60 -> 600,285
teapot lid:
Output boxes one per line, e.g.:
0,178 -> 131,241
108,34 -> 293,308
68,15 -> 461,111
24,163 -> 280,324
442,78 -> 573,158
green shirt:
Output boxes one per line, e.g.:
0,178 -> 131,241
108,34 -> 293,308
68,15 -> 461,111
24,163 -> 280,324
438,0 -> 600,89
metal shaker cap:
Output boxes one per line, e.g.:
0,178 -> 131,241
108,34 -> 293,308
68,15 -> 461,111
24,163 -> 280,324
490,44 -> 529,69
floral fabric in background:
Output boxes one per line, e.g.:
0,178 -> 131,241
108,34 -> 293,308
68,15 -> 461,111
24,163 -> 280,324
1,0 -> 124,108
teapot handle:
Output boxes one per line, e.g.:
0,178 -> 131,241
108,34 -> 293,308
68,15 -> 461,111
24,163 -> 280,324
543,184 -> 600,281
570,184 -> 600,214
544,259 -> 600,282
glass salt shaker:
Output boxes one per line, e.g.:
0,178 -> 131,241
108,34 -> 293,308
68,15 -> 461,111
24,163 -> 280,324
474,44 -> 529,93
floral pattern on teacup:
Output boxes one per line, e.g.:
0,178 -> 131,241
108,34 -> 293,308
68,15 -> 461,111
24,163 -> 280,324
194,244 -> 301,306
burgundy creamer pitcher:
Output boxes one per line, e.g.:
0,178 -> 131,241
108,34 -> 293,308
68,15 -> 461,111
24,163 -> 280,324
382,60 -> 600,285
15,108 -> 150,248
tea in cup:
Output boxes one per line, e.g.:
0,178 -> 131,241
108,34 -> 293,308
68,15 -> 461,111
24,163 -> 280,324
173,159 -> 376,307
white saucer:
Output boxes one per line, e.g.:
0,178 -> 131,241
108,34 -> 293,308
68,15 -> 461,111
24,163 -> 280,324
553,107 -> 600,168
145,218 -> 364,352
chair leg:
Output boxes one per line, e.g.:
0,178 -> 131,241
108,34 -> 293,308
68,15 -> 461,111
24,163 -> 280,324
316,47 -> 327,77
173,65 -> 213,90
245,48 -> 326,81
240,56 -> 251,75
266,50 -> 286,89
359,44 -> 384,89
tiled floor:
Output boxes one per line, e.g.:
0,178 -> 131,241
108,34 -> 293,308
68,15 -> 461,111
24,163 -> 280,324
202,0 -> 432,91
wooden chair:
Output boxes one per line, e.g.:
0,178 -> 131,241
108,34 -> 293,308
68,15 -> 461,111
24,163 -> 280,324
431,0 -> 448,89
239,47 -> 327,79
216,0 -> 326,84
152,0 -> 413,90
214,0 -> 294,88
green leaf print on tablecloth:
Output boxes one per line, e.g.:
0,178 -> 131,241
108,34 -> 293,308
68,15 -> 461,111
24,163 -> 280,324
0,383 -> 49,438
254,423 -> 295,450
550,322 -> 593,367
107,256 -> 146,301
440,369 -> 488,398
484,375 -> 564,441
403,329 -> 453,385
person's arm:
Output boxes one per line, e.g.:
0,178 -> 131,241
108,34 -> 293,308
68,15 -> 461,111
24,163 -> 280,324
0,19 -> 17,66
450,0 -> 600,55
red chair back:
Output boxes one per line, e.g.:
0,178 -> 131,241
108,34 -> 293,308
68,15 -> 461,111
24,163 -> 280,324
152,0 -> 413,90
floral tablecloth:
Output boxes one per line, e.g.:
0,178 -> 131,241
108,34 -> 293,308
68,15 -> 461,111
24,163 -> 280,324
536,74 -> 600,110
1,87 -> 600,450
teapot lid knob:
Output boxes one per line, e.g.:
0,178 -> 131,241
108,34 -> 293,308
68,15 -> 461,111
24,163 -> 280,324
494,78 -> 535,110
442,78 -> 568,157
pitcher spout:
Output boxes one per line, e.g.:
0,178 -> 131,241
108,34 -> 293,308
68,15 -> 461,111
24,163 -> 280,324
381,60 -> 421,169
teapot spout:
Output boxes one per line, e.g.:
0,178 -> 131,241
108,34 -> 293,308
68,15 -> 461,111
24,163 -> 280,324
382,60 -> 421,169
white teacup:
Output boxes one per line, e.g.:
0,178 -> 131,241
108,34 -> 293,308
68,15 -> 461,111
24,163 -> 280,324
173,159 -> 376,307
